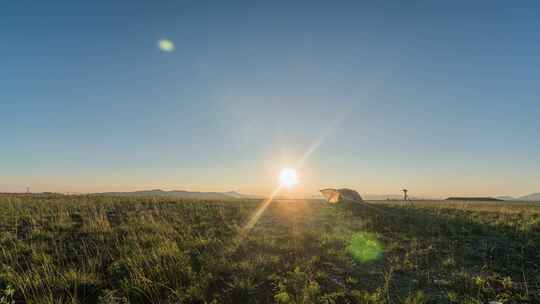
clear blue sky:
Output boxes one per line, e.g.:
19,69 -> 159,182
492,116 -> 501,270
2,1 -> 539,197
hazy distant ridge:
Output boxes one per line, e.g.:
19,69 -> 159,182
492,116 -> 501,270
496,193 -> 540,201
96,189 -> 262,200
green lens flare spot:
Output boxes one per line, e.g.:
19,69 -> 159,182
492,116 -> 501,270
346,232 -> 383,263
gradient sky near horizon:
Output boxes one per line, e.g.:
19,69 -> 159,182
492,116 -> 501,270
2,1 -> 539,197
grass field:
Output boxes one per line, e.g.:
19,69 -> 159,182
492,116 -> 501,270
0,195 -> 539,304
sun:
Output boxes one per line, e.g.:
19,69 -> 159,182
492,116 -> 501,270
279,168 -> 298,188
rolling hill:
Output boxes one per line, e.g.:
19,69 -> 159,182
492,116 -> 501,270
496,193 -> 540,201
518,193 -> 540,201
96,189 -> 262,200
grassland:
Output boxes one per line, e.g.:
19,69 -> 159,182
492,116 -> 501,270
0,195 -> 539,303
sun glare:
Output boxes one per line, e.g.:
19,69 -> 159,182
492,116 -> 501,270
279,168 -> 298,188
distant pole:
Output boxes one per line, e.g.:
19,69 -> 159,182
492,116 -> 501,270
402,189 -> 408,201
26,187 -> 30,194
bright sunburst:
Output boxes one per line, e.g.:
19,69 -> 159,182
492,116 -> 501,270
279,168 -> 298,188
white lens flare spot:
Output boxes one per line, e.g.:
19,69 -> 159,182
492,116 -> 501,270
279,168 -> 298,188
158,39 -> 175,52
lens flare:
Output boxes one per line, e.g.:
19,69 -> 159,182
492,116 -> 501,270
242,186 -> 282,233
346,232 -> 383,263
157,39 -> 175,52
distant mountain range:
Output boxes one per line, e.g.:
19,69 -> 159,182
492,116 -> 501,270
496,193 -> 540,201
89,189 -> 540,202
447,197 -> 502,201
95,189 -> 263,200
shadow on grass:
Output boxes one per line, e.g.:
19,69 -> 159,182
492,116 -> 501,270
347,201 -> 540,301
